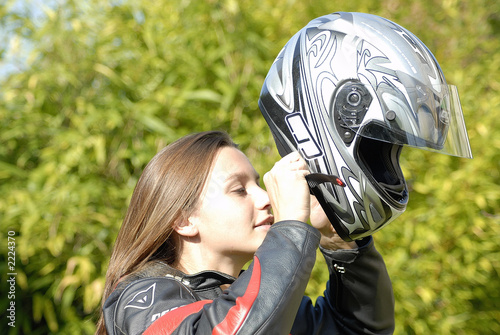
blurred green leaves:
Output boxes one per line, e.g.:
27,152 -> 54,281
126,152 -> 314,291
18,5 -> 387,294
1,0 -> 499,334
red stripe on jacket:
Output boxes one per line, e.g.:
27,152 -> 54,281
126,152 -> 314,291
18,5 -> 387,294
143,256 -> 262,335
143,300 -> 211,335
212,256 -> 262,335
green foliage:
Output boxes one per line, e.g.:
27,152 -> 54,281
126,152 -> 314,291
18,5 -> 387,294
1,0 -> 499,333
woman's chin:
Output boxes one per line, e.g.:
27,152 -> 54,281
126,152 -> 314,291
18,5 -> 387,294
254,224 -> 272,232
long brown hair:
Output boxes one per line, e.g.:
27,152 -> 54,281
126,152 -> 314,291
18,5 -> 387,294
96,131 -> 237,334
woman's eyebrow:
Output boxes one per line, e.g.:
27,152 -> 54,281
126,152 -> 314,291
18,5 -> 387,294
224,171 -> 260,184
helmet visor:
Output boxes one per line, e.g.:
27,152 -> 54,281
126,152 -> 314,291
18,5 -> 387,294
345,84 -> 472,158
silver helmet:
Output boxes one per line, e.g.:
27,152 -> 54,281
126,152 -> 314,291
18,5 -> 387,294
259,12 -> 472,241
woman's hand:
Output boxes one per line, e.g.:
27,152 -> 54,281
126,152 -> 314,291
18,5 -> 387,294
264,152 -> 311,223
264,152 -> 357,250
310,196 -> 357,250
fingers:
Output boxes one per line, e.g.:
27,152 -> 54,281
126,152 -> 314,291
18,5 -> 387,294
285,151 -> 306,166
309,195 -> 357,250
264,152 -> 309,179
263,152 -> 311,223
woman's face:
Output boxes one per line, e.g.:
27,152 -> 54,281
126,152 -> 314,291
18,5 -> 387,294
189,146 -> 274,262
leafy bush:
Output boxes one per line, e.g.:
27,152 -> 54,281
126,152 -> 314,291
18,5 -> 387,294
1,0 -> 498,333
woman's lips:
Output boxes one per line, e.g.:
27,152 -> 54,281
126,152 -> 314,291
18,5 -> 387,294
255,215 -> 274,228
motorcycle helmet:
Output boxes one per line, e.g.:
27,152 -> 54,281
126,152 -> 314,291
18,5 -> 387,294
259,12 -> 472,241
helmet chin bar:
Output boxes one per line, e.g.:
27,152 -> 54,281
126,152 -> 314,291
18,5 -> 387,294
306,173 -> 355,241
306,173 -> 346,189
307,171 -> 402,242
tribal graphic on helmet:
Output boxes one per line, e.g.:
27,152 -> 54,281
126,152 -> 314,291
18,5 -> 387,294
259,12 -> 472,241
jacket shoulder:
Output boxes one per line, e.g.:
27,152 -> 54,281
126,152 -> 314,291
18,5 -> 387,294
104,276 -> 200,335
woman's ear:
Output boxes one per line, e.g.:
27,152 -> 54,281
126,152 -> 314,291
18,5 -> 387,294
174,216 -> 199,237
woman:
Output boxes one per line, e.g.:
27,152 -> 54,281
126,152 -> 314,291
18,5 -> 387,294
96,131 -> 394,334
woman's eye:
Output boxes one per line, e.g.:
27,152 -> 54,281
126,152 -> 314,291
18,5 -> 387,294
234,187 -> 247,195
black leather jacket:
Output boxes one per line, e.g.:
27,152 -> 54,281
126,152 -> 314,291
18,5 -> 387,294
103,220 -> 394,334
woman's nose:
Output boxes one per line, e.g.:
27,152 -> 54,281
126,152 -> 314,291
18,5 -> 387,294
255,187 -> 271,210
